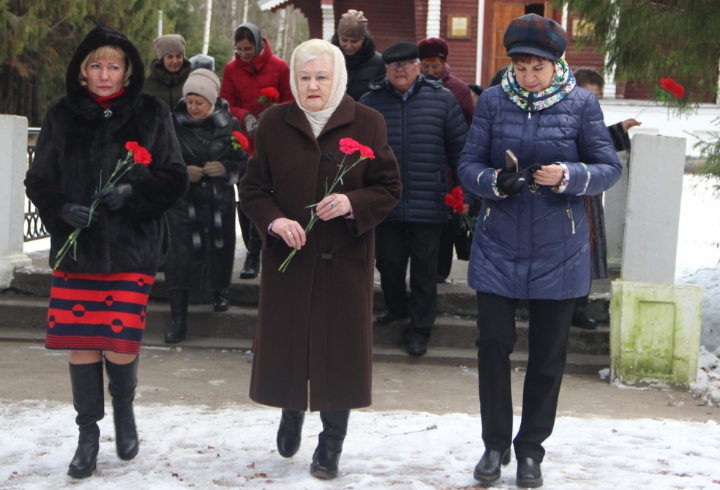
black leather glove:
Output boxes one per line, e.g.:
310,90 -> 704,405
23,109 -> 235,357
59,203 -> 99,228
522,163 -> 543,184
92,184 -> 134,211
243,114 -> 258,139
497,170 -> 527,195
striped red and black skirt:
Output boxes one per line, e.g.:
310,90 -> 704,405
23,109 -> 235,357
45,268 -> 156,355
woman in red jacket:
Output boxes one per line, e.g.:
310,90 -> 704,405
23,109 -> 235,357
221,23 -> 294,279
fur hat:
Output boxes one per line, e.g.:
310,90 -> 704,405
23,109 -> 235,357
338,10 -> 368,39
418,38 -> 449,61
153,34 -> 186,59
182,68 -> 220,106
503,14 -> 567,61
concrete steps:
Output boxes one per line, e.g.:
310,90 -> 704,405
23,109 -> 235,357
2,251 -> 614,374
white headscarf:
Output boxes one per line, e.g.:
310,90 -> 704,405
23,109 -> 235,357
290,39 -> 348,138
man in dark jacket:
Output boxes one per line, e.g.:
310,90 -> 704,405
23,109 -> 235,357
359,42 -> 468,357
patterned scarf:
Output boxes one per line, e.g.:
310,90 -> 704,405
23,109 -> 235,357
501,58 -> 576,113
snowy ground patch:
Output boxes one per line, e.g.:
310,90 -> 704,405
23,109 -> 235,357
1,402 -> 719,490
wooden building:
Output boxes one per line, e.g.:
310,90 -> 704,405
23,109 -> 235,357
258,0 -> 716,102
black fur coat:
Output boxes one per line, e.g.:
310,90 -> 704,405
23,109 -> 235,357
25,26 -> 188,273
164,98 -> 244,290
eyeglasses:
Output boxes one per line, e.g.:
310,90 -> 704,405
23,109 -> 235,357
388,60 -> 418,71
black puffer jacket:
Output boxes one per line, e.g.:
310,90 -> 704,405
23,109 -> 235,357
359,74 -> 467,223
144,57 -> 192,108
165,98 -> 245,290
25,26 -> 188,273
332,33 -> 386,101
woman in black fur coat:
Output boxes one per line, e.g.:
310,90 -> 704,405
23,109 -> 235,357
24,26 -> 187,479
163,69 -> 246,343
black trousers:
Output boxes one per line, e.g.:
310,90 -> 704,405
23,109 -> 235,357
375,221 -> 443,344
237,203 -> 262,254
475,292 -> 576,462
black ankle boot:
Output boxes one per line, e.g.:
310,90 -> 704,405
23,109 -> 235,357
240,252 -> 260,279
68,362 -> 105,479
516,457 -> 543,488
213,289 -> 229,312
165,289 -> 188,343
473,448 -> 511,484
571,295 -> 597,330
310,410 -> 350,479
277,409 -> 305,458
105,357 -> 139,460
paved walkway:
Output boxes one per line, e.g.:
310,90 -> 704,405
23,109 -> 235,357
1,340 -> 715,423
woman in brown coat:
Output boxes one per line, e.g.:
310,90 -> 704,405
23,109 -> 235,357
239,39 -> 401,479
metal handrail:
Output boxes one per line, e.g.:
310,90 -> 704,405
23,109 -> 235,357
24,129 -> 50,242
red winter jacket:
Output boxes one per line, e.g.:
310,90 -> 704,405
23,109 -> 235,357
220,38 -> 293,156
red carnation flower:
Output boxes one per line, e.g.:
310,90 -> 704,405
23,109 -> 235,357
260,87 -> 280,100
124,141 -> 152,166
359,145 -> 375,160
339,137 -> 362,155
660,77 -> 685,99
445,186 -> 465,214
232,131 -> 249,151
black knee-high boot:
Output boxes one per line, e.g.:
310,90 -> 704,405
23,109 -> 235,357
310,410 -> 350,479
68,361 -> 105,479
277,409 -> 305,458
165,289 -> 188,344
105,357 -> 139,460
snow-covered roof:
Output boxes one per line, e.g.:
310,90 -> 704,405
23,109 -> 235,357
257,0 -> 290,11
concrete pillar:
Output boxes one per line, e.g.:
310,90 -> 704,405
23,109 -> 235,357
622,135 -> 684,284
0,115 -> 32,288
320,0 -> 334,42
475,0 -> 485,85
604,150 -> 629,271
426,0 -> 441,38
602,53 -> 617,100
610,135 -> 703,388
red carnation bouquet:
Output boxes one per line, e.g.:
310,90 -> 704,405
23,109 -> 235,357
279,137 -> 375,272
54,142 -> 152,270
445,186 -> 477,232
258,87 -> 280,106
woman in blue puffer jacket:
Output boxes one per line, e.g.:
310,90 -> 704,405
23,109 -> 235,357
458,14 -> 621,489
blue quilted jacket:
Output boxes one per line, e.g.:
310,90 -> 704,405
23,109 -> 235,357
359,74 -> 468,223
458,85 -> 622,300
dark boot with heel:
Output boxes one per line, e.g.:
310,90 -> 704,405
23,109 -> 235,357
240,252 -> 260,279
571,295 -> 597,330
68,361 -> 105,479
473,448 -> 511,485
516,457 -> 543,488
165,289 -> 188,343
276,409 -> 305,458
310,410 -> 350,479
213,289 -> 229,312
105,356 -> 139,460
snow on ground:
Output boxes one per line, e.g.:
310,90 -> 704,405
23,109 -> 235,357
675,175 -> 720,352
9,177 -> 720,489
0,402 -> 719,490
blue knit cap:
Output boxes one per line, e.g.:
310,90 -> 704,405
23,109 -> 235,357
503,14 -> 567,61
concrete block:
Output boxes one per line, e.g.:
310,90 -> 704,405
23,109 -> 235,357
610,280 -> 703,388
0,115 -> 31,288
622,134 -> 685,284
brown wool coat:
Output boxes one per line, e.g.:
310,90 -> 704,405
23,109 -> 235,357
239,95 -> 401,411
